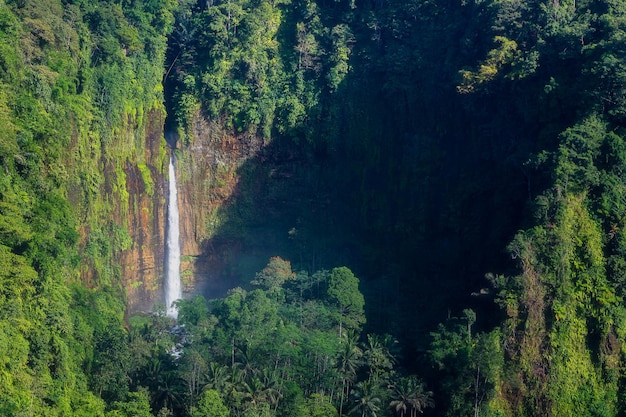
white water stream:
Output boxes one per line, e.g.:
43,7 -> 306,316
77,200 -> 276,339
165,155 -> 182,318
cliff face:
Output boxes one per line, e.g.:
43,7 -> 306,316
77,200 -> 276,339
99,108 -> 278,313
113,110 -> 304,311
71,108 -> 169,314
76,106 -> 267,313
175,113 -> 265,299
118,110 -> 168,313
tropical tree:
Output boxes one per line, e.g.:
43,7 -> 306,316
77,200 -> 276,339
177,295 -> 210,327
305,393 -> 338,417
251,256 -> 296,296
388,376 -> 434,417
234,376 -> 277,417
259,368 -> 283,410
140,354 -> 184,413
194,389 -> 229,417
336,332 -> 363,417
349,380 -> 381,417
203,362 -> 231,394
362,334 -> 396,384
234,343 -> 261,380
90,322 -> 131,403
223,367 -> 246,413
106,390 -> 153,417
327,267 -> 365,339
180,348 -> 208,410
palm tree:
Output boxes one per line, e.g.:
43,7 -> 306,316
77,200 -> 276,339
241,377 -> 267,408
362,334 -> 396,384
202,361 -> 231,393
337,332 -> 363,416
223,367 -> 246,414
389,376 -> 434,417
235,343 -> 260,379
349,380 -> 381,417
389,379 -> 411,417
259,368 -> 283,410
140,355 -> 184,413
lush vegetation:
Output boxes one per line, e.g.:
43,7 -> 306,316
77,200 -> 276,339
120,258 -> 434,417
165,0 -> 626,414
0,0 -> 174,414
4,0 -> 626,416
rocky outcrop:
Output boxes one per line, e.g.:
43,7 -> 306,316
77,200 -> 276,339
77,106 -> 266,314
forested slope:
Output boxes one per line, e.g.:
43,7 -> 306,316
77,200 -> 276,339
2,0 -> 626,416
159,0 -> 626,414
0,0 -> 175,414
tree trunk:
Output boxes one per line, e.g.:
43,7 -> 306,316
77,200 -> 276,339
339,378 -> 346,417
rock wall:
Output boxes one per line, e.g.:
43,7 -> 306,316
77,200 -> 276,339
175,112 -> 265,299
72,108 -> 169,315
118,109 -> 168,313
115,109 -> 294,312
74,105 -> 266,314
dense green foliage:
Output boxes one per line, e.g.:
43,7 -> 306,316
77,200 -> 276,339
0,0 -> 174,414
5,0 -> 626,416
120,260 -> 433,417
164,0 -> 626,415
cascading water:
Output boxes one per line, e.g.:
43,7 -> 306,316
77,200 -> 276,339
165,154 -> 182,318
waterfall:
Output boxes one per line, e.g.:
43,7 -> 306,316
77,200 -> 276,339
165,155 -> 182,318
